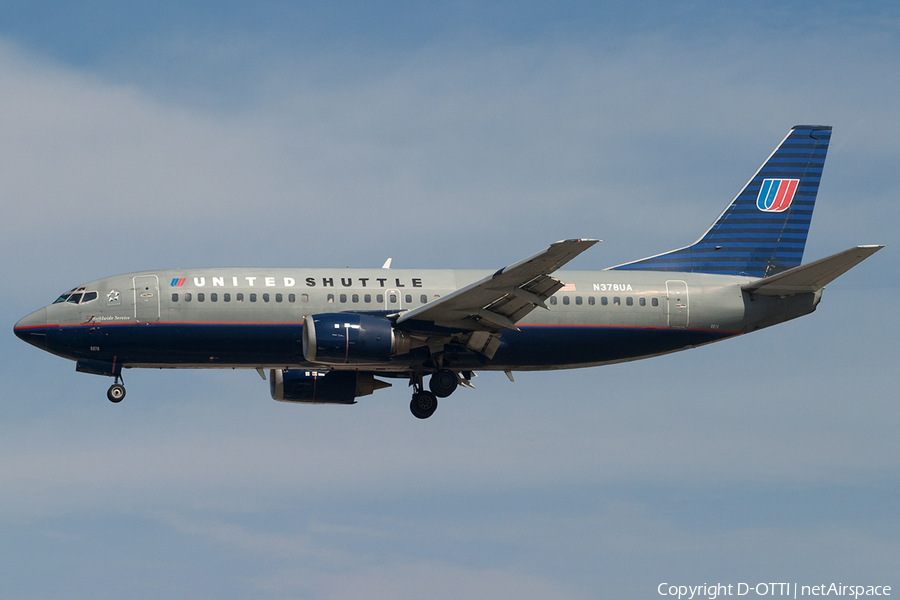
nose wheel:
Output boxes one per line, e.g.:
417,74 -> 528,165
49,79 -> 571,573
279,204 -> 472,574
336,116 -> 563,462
107,377 -> 126,403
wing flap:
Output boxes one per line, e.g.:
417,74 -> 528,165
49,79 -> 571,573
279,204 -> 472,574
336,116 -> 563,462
742,245 -> 883,296
397,239 -> 599,332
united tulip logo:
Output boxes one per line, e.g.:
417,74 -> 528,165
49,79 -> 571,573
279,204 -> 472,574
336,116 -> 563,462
757,179 -> 799,213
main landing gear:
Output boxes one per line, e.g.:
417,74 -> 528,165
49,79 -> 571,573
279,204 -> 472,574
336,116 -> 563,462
409,369 -> 463,419
107,376 -> 126,403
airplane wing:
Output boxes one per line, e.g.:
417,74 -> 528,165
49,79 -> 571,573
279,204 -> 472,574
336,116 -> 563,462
396,239 -> 600,332
742,245 -> 884,296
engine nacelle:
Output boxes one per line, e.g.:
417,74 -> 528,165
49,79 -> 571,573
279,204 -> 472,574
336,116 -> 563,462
269,369 -> 391,404
302,313 -> 412,365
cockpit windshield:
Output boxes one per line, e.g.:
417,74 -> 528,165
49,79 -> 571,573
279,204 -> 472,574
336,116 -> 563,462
52,286 -> 98,305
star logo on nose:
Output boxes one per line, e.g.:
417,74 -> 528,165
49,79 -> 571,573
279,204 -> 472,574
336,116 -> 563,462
107,290 -> 120,305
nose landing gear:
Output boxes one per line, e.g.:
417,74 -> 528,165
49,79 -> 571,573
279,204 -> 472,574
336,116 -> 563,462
107,376 -> 126,403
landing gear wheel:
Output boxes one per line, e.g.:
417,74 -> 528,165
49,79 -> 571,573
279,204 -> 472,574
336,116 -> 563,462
107,383 -> 126,403
410,391 -> 438,419
429,369 -> 458,398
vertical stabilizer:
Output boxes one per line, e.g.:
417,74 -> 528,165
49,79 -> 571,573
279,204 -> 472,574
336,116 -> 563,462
612,125 -> 832,277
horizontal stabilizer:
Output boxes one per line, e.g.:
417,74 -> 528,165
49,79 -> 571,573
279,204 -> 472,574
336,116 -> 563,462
742,245 -> 884,296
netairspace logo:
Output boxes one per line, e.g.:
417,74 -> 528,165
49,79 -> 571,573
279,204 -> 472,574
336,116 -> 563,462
657,582 -> 891,599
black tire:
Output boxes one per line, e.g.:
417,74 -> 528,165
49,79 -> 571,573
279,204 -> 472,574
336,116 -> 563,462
107,383 -> 126,403
410,391 -> 438,419
429,369 -> 458,398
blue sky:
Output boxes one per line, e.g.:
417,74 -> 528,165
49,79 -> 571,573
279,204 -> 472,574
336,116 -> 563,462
2,2 -> 899,598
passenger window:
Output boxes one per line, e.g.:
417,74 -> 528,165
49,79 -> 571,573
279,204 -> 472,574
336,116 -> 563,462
601,297 -> 608,306
210,293 -> 218,302
172,293 -> 178,302
575,296 -> 582,305
185,293 -> 192,302
626,297 -> 633,306
389,293 -> 397,303
339,294 -> 347,303
639,297 -> 646,307
364,294 -> 371,303
550,296 -> 557,306
652,298 -> 659,307
420,294 -> 427,303
433,295 -> 440,300
613,297 -> 620,306
289,293 -> 296,303
276,293 -> 283,303
224,293 -> 231,302
300,294 -> 308,303
327,294 -> 334,303
377,294 -> 384,303
588,296 -> 595,306
250,293 -> 257,302
352,294 -> 359,303
263,293 -> 270,302
563,296 -> 570,305
198,293 -> 205,302
236,293 -> 243,302
405,294 -> 412,304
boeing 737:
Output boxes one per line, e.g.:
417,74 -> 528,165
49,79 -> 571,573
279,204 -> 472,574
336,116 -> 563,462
14,125 -> 883,418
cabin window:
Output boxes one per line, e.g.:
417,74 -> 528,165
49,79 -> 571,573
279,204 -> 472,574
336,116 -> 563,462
626,297 -> 633,306
639,297 -> 646,307
197,293 -> 205,302
562,296 -> 570,305
250,293 -> 257,302
588,296 -> 595,306
185,293 -> 192,302
300,294 -> 308,303
289,293 -> 296,303
377,294 -> 384,303
420,294 -> 428,303
276,293 -> 283,303
389,293 -> 397,303
405,294 -> 412,304
210,293 -> 218,302
364,294 -> 372,303
327,294 -> 334,303
652,298 -> 659,307
339,294 -> 347,303
433,295 -> 440,300
224,293 -> 231,302
613,297 -> 620,306
172,293 -> 178,302
601,297 -> 608,306
236,293 -> 243,302
575,296 -> 583,305
263,293 -> 270,302
550,296 -> 557,306
352,294 -> 359,303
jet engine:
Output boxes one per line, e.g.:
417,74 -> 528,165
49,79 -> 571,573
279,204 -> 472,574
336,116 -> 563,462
301,313 -> 413,364
269,369 -> 391,404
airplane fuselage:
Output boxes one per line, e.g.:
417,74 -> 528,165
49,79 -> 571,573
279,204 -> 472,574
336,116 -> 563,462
14,267 -> 820,373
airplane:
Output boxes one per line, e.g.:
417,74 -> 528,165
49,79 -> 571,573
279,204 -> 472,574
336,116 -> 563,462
14,125 -> 883,419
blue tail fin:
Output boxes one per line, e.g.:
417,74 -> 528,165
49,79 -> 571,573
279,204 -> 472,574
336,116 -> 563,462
612,125 -> 832,277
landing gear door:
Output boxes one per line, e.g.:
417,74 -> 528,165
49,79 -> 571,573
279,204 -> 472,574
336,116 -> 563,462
133,275 -> 160,323
665,280 -> 689,329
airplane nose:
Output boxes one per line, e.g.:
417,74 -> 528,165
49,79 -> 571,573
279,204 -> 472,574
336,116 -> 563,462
14,307 -> 47,343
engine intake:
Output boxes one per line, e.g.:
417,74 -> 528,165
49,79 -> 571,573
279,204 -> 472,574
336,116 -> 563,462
269,369 -> 391,404
302,313 -> 412,365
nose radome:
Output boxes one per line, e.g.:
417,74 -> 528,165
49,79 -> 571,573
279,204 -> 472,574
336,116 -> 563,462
14,307 -> 47,342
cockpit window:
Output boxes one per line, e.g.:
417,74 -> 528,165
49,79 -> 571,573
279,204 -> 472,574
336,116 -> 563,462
53,287 -> 97,305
